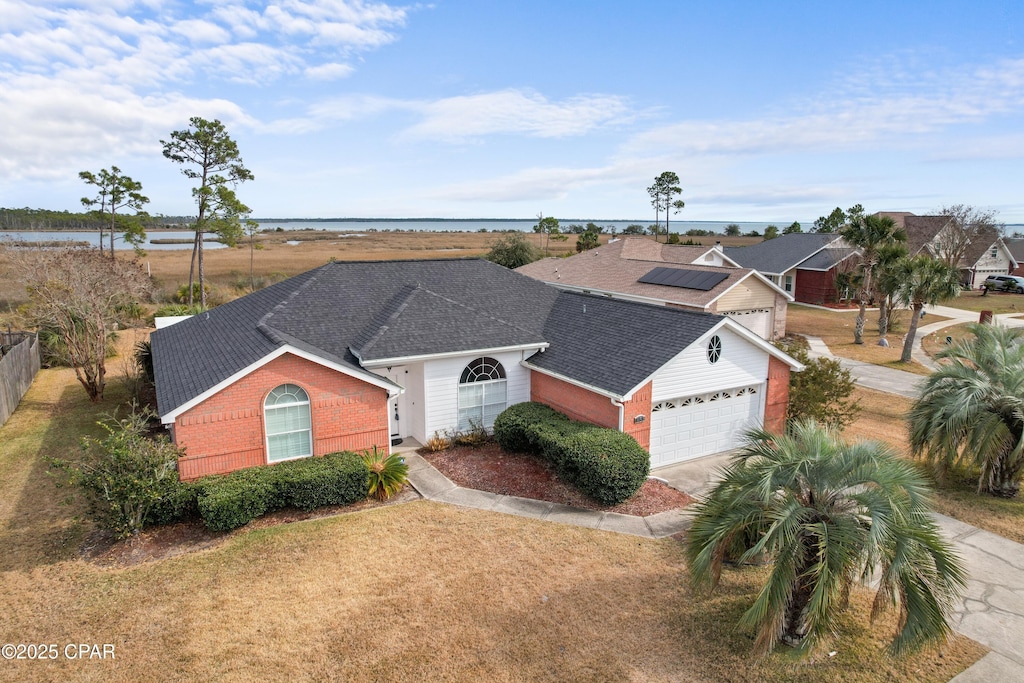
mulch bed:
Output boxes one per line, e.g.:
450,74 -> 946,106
420,442 -> 692,516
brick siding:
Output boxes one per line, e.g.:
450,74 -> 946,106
174,353 -> 389,480
529,372 -> 652,450
763,355 -> 790,433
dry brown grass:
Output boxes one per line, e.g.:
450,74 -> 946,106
0,354 -> 984,682
920,323 -> 975,360
943,289 -> 1024,315
785,305 -> 945,375
842,386 -> 1024,544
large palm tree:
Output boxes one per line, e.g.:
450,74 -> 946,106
840,214 -> 906,344
888,256 -> 962,363
908,323 -> 1024,498
686,421 -> 965,656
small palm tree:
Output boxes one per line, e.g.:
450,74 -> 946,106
686,421 -> 965,656
840,214 -> 907,344
908,323 -> 1024,498
886,255 -> 962,363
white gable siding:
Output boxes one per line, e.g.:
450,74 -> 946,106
422,350 -> 531,440
651,327 -> 769,402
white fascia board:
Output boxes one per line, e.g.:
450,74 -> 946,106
520,362 -> 628,401
704,270 -> 793,307
540,281 -> 706,310
623,317 -> 805,396
361,342 -> 548,368
160,344 -> 401,424
696,248 -> 742,267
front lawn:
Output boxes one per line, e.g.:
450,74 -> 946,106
785,305 -> 942,375
920,323 -> 975,361
942,289 -> 1024,315
843,386 -> 1024,545
0,349 -> 985,681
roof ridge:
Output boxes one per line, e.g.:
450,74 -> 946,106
353,284 -> 422,358
257,263 -> 331,344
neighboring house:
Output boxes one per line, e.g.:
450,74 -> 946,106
514,237 -> 791,340
724,233 -> 859,305
151,259 -> 802,479
1007,238 -> 1024,276
879,212 -> 1017,288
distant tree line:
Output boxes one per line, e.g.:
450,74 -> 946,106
0,207 -> 194,231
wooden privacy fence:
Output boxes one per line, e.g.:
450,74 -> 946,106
0,331 -> 41,428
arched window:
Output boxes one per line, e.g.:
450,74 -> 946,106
265,384 -> 312,462
458,357 -> 507,431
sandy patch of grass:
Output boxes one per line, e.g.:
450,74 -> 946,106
786,305 -> 943,375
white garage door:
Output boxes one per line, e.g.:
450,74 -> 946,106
723,309 -> 772,340
649,385 -> 763,467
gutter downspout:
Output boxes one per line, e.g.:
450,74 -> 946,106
611,397 -> 624,432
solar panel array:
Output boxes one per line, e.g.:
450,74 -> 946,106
637,267 -> 729,291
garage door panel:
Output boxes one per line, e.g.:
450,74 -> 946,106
650,385 -> 764,467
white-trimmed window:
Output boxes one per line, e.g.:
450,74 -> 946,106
265,384 -> 312,462
458,357 -> 507,431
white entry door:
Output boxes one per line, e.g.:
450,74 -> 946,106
649,385 -> 763,467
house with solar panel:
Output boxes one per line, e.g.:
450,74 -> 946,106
516,237 -> 792,340
151,258 -> 802,479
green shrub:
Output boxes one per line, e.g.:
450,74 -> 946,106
493,402 -> 649,505
555,430 -> 650,505
173,283 -> 211,304
144,478 -> 198,526
195,469 -> 277,532
493,402 -> 567,453
50,410 -> 188,539
362,447 -> 409,500
277,451 -> 369,510
195,451 -> 370,531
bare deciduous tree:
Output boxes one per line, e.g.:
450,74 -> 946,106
931,204 -> 1002,268
10,247 -> 151,401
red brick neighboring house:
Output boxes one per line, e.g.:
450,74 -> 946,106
1002,238 -> 1024,277
151,260 -> 802,479
725,233 -> 859,305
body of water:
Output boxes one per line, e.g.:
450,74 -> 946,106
0,230 -> 227,250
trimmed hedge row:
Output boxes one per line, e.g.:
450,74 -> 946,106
493,402 -> 650,505
194,451 -> 370,532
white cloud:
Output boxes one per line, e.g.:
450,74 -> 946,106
400,90 -> 633,142
0,0 -> 411,181
304,62 -> 356,80
627,57 -> 1024,158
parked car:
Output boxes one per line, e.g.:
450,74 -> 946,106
981,274 -> 1024,293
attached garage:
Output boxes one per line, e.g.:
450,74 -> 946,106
649,384 -> 763,467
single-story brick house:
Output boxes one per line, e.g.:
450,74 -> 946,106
515,237 -> 791,340
151,259 -> 802,480
725,233 -> 860,305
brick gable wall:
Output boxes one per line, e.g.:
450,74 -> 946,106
529,372 -> 652,450
173,353 -> 389,480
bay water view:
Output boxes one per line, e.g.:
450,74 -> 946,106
0,219 -> 788,250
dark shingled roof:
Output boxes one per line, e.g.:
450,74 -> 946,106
526,293 -> 721,397
152,258 -> 727,415
725,233 -> 843,274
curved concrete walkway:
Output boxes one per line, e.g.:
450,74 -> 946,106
804,323 -> 1024,681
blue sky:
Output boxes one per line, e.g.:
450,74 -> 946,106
2,0 -> 1023,222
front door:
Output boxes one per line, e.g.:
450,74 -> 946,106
387,368 -> 409,445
